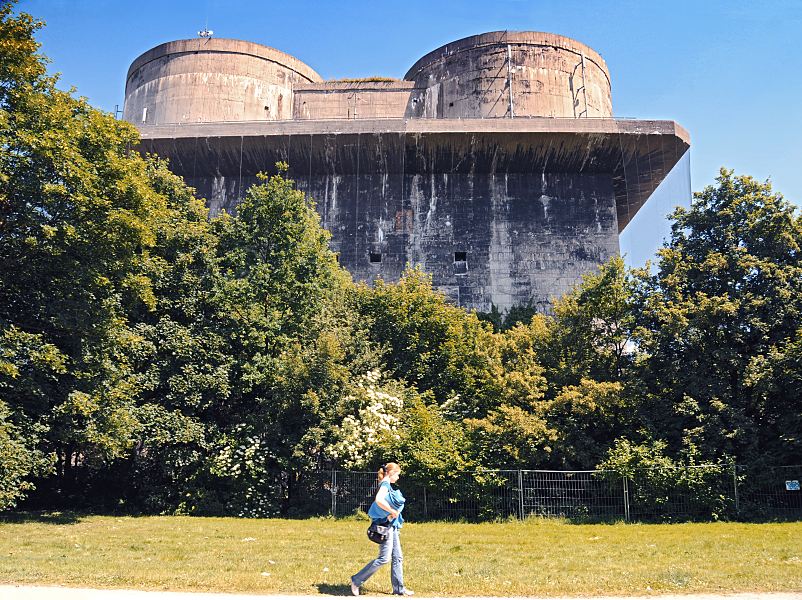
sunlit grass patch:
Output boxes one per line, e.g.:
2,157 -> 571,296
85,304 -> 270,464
1,513 -> 800,595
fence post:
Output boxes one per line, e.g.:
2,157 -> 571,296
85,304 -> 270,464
622,476 -> 630,522
331,469 -> 337,517
518,470 -> 524,520
732,463 -> 739,515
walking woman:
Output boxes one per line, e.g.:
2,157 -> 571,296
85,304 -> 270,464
350,462 -> 414,596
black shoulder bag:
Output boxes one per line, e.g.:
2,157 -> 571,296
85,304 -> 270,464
367,521 -> 391,543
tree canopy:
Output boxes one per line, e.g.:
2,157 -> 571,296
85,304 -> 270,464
1,4 -> 800,515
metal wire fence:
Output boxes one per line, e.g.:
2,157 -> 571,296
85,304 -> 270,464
294,465 -> 802,522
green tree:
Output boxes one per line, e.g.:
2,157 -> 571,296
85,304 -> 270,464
636,169 -> 802,463
0,1 -> 377,512
464,404 -> 555,468
463,319 -> 554,468
387,397 -> 475,494
543,378 -> 630,468
466,259 -> 641,469
355,267 -> 502,418
0,397 -> 53,510
541,257 -> 638,392
104,157 -> 225,512
0,2 -> 177,500
169,169 -> 374,516
743,327 -> 802,460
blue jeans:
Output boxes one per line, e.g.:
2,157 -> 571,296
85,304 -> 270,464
352,526 -> 406,594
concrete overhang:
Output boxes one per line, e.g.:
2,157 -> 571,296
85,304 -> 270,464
135,118 -> 690,232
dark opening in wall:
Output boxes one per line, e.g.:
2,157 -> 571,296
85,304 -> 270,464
369,252 -> 382,263
454,251 -> 468,275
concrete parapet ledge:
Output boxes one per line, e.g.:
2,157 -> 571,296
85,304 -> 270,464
135,117 -> 689,232
136,117 -> 689,139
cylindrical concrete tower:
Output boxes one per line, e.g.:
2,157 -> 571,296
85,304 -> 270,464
404,31 -> 612,119
124,38 -> 322,125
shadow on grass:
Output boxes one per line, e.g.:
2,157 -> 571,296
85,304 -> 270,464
0,511 -> 83,525
316,583 -> 354,596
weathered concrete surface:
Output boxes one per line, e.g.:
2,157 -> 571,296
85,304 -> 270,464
294,81 -> 428,120
405,32 -> 612,119
2,586 -> 800,600
124,32 -> 612,125
302,170 -> 617,312
124,39 -> 322,125
136,118 -> 687,312
124,31 -> 690,312
136,118 -> 690,232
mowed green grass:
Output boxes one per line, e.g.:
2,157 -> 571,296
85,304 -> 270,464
1,514 -> 801,596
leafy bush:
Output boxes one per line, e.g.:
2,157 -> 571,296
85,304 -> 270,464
0,401 -> 53,510
598,439 -> 734,521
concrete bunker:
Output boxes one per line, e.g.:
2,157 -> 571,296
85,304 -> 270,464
124,31 -> 690,313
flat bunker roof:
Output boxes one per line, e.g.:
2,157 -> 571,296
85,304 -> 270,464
136,117 -> 690,232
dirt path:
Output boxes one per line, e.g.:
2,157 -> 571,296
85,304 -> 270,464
1,586 -> 800,600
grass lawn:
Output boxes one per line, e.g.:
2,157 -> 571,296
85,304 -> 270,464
1,514 -> 801,596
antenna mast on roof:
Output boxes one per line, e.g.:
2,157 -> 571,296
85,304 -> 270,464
198,5 -> 213,38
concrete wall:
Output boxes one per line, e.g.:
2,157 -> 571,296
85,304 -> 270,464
405,31 -> 612,119
124,31 -> 612,125
135,117 -> 689,230
124,38 -> 321,125
182,170 -> 617,312
311,171 -> 618,311
134,117 -> 675,312
293,81 -> 428,120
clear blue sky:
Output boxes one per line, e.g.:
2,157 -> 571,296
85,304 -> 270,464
16,0 -> 802,267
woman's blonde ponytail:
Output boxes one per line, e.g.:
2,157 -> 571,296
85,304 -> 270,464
377,462 -> 401,481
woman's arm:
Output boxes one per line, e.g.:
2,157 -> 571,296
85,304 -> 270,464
374,485 -> 398,519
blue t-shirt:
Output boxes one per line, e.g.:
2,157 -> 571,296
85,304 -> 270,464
368,481 -> 405,529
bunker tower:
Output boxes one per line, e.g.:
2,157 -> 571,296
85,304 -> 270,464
125,32 -> 689,312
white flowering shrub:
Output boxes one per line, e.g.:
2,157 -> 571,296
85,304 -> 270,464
207,425 -> 281,518
327,369 -> 404,469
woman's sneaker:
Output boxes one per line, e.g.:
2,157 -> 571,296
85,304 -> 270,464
394,590 -> 414,596
350,581 -> 360,596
